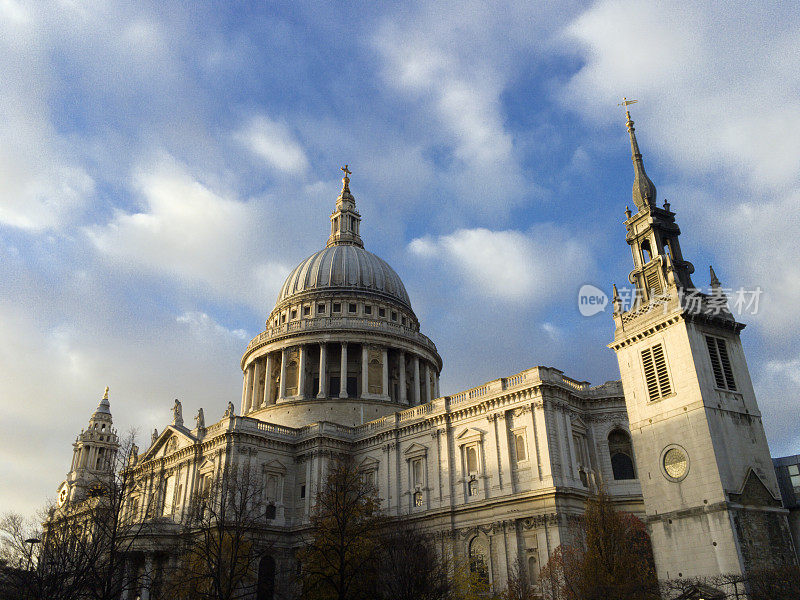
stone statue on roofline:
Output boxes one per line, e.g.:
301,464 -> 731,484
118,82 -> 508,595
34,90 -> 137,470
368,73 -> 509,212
196,407 -> 205,429
172,399 -> 183,427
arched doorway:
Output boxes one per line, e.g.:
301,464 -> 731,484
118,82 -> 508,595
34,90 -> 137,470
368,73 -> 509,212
256,555 -> 275,600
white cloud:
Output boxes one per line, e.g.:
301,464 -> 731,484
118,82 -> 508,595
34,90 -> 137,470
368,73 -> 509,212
177,311 -> 248,341
563,0 -> 800,190
372,2 -> 561,210
234,115 -> 309,175
0,4 -> 94,230
409,226 -> 590,304
85,155 -> 290,308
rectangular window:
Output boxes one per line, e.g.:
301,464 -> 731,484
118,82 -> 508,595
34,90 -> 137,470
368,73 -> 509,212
364,305 -> 372,315
466,446 -> 479,474
641,343 -> 672,401
379,307 -> 386,317
348,303 -> 357,313
514,433 -> 527,462
402,317 -> 407,326
705,335 -> 737,391
317,303 -> 326,314
788,465 -> 800,491
300,484 -> 306,499
391,311 -> 398,321
291,309 -> 297,320
333,303 -> 341,313
411,458 -> 423,487
303,306 -> 310,316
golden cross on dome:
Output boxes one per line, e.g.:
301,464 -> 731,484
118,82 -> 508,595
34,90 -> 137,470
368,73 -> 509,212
341,164 -> 351,178
618,97 -> 638,109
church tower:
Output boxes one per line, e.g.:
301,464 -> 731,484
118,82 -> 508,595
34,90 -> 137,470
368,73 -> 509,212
56,387 -> 120,508
609,104 -> 796,582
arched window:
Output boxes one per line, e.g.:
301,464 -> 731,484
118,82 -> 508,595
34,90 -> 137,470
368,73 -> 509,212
469,537 -> 490,587
608,430 -> 636,480
256,555 -> 275,600
641,239 -> 652,263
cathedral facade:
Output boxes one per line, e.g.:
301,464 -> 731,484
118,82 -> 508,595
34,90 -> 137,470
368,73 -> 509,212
51,113 -> 796,598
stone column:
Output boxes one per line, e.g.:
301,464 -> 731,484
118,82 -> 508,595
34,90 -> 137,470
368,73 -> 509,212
434,372 -> 440,398
141,554 -> 153,600
278,348 -> 287,400
399,351 -> 407,404
361,345 -> 369,397
317,343 -> 327,398
298,345 -> 307,399
381,347 -> 389,398
250,360 -> 264,413
413,356 -> 421,406
263,353 -> 273,407
240,370 -> 248,414
119,558 -> 130,600
496,412 -> 513,494
423,362 -> 432,404
339,342 -> 348,398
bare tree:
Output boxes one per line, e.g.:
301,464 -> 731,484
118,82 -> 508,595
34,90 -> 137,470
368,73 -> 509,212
502,556 -> 536,600
295,454 -> 383,600
164,462 -> 276,600
1,430 -> 150,600
374,521 -> 451,600
540,489 -> 659,600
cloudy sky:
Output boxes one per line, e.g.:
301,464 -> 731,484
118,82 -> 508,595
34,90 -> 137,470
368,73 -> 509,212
2,0 -> 799,514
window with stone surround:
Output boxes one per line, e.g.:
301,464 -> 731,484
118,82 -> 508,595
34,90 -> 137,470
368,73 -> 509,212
348,302 -> 357,313
705,335 -> 737,391
379,307 -> 386,317
609,429 -> 636,480
364,304 -> 372,315
303,305 -> 310,316
317,303 -> 326,314
333,303 -> 341,313
641,343 -> 671,401
513,430 -> 527,463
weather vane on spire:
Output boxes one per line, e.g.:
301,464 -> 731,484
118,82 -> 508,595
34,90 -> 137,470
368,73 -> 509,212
341,164 -> 351,178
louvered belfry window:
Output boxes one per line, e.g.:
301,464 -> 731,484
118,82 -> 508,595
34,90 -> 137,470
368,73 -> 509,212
641,343 -> 672,401
646,268 -> 663,297
706,335 -> 737,391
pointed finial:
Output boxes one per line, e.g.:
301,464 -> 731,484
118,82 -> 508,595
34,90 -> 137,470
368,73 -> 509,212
103,386 -> 109,400
663,198 -> 670,211
710,265 -> 720,288
619,98 -> 657,211
612,284 -> 622,314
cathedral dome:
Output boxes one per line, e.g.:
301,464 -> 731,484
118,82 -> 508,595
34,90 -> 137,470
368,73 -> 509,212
239,167 -> 442,428
276,244 -> 411,309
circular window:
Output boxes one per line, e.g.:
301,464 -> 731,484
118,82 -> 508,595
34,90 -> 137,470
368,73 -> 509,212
662,446 -> 689,481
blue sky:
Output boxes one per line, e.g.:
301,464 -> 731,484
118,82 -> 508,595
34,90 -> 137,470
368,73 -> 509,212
2,0 -> 800,514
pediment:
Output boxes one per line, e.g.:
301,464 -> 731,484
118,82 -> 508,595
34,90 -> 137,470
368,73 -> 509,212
403,443 -> 428,457
263,459 -> 287,474
198,457 -> 215,473
571,416 -> 587,432
358,456 -> 380,469
729,468 -> 781,507
142,426 -> 196,461
456,427 -> 484,441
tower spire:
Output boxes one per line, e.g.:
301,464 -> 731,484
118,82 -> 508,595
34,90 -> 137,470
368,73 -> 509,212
620,98 -> 657,210
327,165 -> 364,248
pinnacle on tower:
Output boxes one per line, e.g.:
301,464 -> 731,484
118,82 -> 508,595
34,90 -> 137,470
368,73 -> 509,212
620,98 -> 657,211
710,265 -> 721,288
327,164 -> 364,248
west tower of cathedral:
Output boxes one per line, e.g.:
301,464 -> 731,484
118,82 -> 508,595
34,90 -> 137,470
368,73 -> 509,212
609,104 -> 796,580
